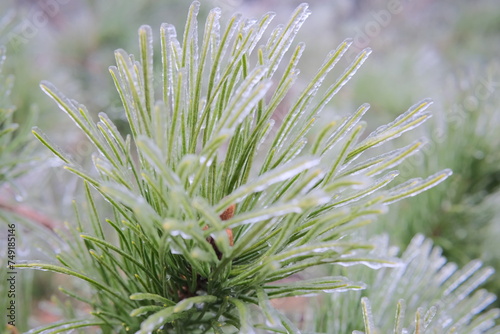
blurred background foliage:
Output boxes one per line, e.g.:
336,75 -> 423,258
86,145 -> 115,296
1,0 -> 499,330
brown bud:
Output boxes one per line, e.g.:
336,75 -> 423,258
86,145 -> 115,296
220,204 -> 235,247
225,227 -> 234,247
203,204 -> 236,258
219,203 -> 236,221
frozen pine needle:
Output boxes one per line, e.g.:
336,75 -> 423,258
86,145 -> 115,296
15,2 -> 457,333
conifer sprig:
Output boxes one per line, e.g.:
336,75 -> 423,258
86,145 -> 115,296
313,235 -> 500,333
17,2 -> 451,333
0,46 -> 37,183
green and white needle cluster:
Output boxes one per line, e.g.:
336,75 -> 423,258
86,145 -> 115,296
14,2 -> 495,333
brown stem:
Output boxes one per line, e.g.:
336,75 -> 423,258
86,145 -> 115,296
0,196 -> 59,230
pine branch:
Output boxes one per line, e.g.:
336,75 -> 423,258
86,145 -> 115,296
16,2 -> 452,333
312,235 -> 500,334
